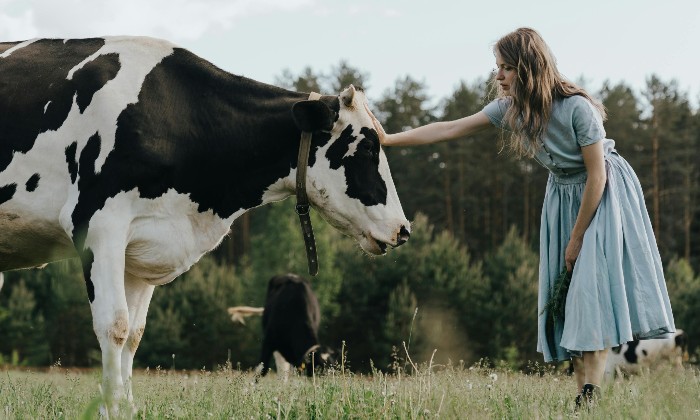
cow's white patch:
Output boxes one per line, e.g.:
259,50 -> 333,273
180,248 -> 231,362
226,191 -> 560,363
123,188 -> 233,285
604,330 -> 687,379
66,36 -> 176,173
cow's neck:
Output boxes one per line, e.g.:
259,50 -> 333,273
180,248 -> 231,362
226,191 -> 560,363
163,53 -> 311,218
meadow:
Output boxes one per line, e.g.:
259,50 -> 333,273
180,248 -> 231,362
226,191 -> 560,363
1,360 -> 698,419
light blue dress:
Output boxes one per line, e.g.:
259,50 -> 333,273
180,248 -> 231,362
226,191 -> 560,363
483,95 -> 675,362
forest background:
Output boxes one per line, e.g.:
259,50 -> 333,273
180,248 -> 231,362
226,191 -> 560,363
1,63 -> 699,373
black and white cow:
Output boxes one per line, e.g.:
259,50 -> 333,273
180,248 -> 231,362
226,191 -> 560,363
0,36 -> 409,412
604,330 -> 688,378
228,273 -> 336,378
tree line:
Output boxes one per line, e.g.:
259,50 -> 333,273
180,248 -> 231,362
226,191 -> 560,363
1,63 -> 699,372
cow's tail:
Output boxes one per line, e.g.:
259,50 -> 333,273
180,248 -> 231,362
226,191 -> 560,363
227,306 -> 264,325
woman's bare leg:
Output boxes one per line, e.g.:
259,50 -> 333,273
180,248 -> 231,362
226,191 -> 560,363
583,349 -> 609,386
572,356 -> 585,391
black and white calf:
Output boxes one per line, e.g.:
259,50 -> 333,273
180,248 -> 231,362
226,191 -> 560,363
228,273 -> 336,378
604,330 -> 688,378
0,36 -> 409,412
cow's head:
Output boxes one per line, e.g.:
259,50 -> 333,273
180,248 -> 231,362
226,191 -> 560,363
303,345 -> 338,376
292,85 -> 410,255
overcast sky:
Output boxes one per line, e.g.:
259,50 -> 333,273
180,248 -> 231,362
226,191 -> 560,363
2,0 -> 698,108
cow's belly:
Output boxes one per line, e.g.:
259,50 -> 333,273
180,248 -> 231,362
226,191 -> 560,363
0,211 -> 76,270
124,202 -> 233,285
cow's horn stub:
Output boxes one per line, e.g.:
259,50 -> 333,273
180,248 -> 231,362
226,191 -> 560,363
340,85 -> 355,107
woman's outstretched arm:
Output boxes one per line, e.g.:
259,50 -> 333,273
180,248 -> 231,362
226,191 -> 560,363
367,105 -> 493,147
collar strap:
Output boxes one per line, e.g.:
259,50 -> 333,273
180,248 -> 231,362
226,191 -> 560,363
295,92 -> 322,276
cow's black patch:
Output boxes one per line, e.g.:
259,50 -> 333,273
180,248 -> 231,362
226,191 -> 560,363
25,173 -> 40,192
340,127 -> 386,206
65,142 -> 79,183
675,332 -> 687,348
326,125 -> 356,170
623,340 -> 639,364
71,133 -> 102,240
0,183 -> 17,205
0,38 -> 107,172
80,247 -> 96,303
71,48 -> 316,225
74,53 -> 121,113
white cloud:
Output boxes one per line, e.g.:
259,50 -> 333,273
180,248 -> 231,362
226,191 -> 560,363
0,0 -> 315,41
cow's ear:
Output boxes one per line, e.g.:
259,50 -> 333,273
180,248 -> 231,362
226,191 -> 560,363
292,100 -> 335,132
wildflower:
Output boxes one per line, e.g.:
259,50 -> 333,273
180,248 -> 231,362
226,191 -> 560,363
489,373 -> 498,381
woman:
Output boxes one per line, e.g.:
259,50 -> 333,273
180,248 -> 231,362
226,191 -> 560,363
371,27 -> 675,406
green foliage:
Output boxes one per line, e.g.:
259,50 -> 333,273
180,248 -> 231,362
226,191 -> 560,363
664,258 -> 700,358
542,268 -> 572,324
472,227 -> 539,364
138,255 -> 246,370
327,213 -> 486,371
274,60 -> 369,94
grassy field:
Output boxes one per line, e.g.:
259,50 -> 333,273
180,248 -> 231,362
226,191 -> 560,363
1,361 -> 699,419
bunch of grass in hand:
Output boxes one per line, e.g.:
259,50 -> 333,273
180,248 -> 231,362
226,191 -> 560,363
542,268 -> 572,323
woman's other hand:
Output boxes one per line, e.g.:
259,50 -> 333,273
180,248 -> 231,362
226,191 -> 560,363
565,236 -> 583,273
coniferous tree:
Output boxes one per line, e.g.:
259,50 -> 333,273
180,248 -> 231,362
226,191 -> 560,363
328,60 -> 370,93
642,76 -> 695,260
375,76 -> 438,224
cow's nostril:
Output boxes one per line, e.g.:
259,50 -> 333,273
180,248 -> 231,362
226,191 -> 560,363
397,225 -> 410,246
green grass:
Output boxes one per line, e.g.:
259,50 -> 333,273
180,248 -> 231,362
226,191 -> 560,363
1,362 -> 699,419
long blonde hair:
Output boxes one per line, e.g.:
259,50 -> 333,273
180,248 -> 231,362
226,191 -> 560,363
492,27 -> 606,158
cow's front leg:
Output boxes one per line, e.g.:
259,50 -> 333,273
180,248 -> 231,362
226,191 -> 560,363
78,229 -> 130,415
121,273 -> 155,404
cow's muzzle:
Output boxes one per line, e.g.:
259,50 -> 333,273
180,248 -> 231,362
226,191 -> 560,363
372,224 -> 410,254
396,225 -> 410,246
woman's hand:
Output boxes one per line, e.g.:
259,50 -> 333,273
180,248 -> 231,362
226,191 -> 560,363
365,103 -> 391,145
564,235 -> 583,273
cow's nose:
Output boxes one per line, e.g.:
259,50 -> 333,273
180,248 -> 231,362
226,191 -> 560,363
396,225 -> 410,246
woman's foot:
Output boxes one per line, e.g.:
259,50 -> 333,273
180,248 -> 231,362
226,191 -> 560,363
575,383 -> 601,410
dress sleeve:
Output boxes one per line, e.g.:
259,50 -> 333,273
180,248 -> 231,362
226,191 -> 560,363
481,98 -> 510,129
572,96 -> 606,147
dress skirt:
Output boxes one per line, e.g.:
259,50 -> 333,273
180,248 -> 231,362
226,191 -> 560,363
537,150 -> 676,362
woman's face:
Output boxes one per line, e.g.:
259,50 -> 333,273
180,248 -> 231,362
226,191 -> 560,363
494,52 -> 516,94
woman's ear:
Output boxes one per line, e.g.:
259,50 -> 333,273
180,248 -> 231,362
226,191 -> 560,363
291,100 -> 335,132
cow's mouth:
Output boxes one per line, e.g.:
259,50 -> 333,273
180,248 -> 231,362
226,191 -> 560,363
361,226 -> 410,256
374,239 -> 388,254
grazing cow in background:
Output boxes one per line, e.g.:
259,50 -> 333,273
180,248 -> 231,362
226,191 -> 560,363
604,330 -> 688,378
0,36 -> 409,413
228,273 -> 336,378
